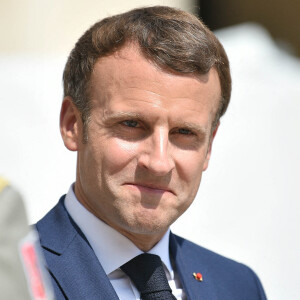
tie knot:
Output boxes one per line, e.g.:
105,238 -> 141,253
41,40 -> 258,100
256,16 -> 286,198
121,253 -> 176,299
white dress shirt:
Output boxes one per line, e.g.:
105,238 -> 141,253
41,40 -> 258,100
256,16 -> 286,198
64,185 -> 186,300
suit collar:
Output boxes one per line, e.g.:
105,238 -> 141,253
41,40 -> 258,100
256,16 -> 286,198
36,196 -> 119,300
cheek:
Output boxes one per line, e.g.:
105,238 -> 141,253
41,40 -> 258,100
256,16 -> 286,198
178,150 -> 207,179
101,139 -> 139,175
175,150 -> 207,197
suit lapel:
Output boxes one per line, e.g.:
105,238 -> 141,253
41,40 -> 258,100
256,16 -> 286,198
36,196 -> 119,300
169,232 -> 219,300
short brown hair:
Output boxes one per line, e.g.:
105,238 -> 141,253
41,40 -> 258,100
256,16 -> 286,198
63,6 -> 231,138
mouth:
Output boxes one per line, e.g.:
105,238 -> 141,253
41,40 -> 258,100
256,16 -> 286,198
124,183 -> 175,195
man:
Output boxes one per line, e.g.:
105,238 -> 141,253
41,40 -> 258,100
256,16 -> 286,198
36,6 -> 267,300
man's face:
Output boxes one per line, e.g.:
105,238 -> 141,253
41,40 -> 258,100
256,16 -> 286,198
61,44 -> 221,248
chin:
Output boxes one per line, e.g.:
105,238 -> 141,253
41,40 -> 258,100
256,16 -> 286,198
120,210 -> 177,235
129,222 -> 166,235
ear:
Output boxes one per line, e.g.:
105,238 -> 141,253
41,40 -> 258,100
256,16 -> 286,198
60,97 -> 82,151
203,121 -> 220,171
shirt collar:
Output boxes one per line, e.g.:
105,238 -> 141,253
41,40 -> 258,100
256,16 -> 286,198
64,184 -> 173,275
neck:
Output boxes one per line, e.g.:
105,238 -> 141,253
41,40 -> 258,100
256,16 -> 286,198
116,228 -> 167,252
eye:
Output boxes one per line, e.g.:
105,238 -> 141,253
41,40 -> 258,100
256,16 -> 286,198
177,128 -> 194,135
121,120 -> 140,128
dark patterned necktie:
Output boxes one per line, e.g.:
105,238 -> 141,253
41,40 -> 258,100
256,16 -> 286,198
121,253 -> 177,300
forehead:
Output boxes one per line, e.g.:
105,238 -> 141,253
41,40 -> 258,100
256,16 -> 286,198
89,44 -> 221,118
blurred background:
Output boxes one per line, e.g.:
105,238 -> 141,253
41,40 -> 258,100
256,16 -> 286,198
1,0 -> 299,299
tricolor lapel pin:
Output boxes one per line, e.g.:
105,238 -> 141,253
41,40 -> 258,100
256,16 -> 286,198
193,272 -> 203,282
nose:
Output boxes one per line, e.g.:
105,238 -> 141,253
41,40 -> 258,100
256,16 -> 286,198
138,127 -> 175,176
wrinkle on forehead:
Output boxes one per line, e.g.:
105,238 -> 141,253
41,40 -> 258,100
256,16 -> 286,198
92,43 -> 212,88
89,44 -> 221,124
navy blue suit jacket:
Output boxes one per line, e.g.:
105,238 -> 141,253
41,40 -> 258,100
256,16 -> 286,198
36,196 -> 267,299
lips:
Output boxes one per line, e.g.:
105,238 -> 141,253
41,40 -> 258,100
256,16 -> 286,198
124,183 -> 175,195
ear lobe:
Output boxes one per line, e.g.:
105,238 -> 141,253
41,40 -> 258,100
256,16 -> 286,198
203,121 -> 220,171
60,97 -> 82,151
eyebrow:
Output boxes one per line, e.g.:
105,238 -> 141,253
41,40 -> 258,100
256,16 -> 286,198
102,111 -> 143,123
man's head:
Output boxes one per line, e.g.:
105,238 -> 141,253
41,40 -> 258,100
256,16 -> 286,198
63,6 -> 231,141
60,6 -> 231,251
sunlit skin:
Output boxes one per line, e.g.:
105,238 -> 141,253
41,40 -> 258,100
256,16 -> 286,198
60,44 -> 221,251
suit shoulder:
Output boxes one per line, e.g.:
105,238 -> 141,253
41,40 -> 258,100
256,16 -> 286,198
171,234 -> 267,299
35,195 -> 78,254
170,234 -> 266,300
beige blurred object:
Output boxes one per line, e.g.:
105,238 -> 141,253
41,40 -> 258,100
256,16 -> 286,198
0,0 -> 196,56
0,177 -> 32,300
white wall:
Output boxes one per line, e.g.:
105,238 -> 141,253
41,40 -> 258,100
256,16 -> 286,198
1,1 -> 299,299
